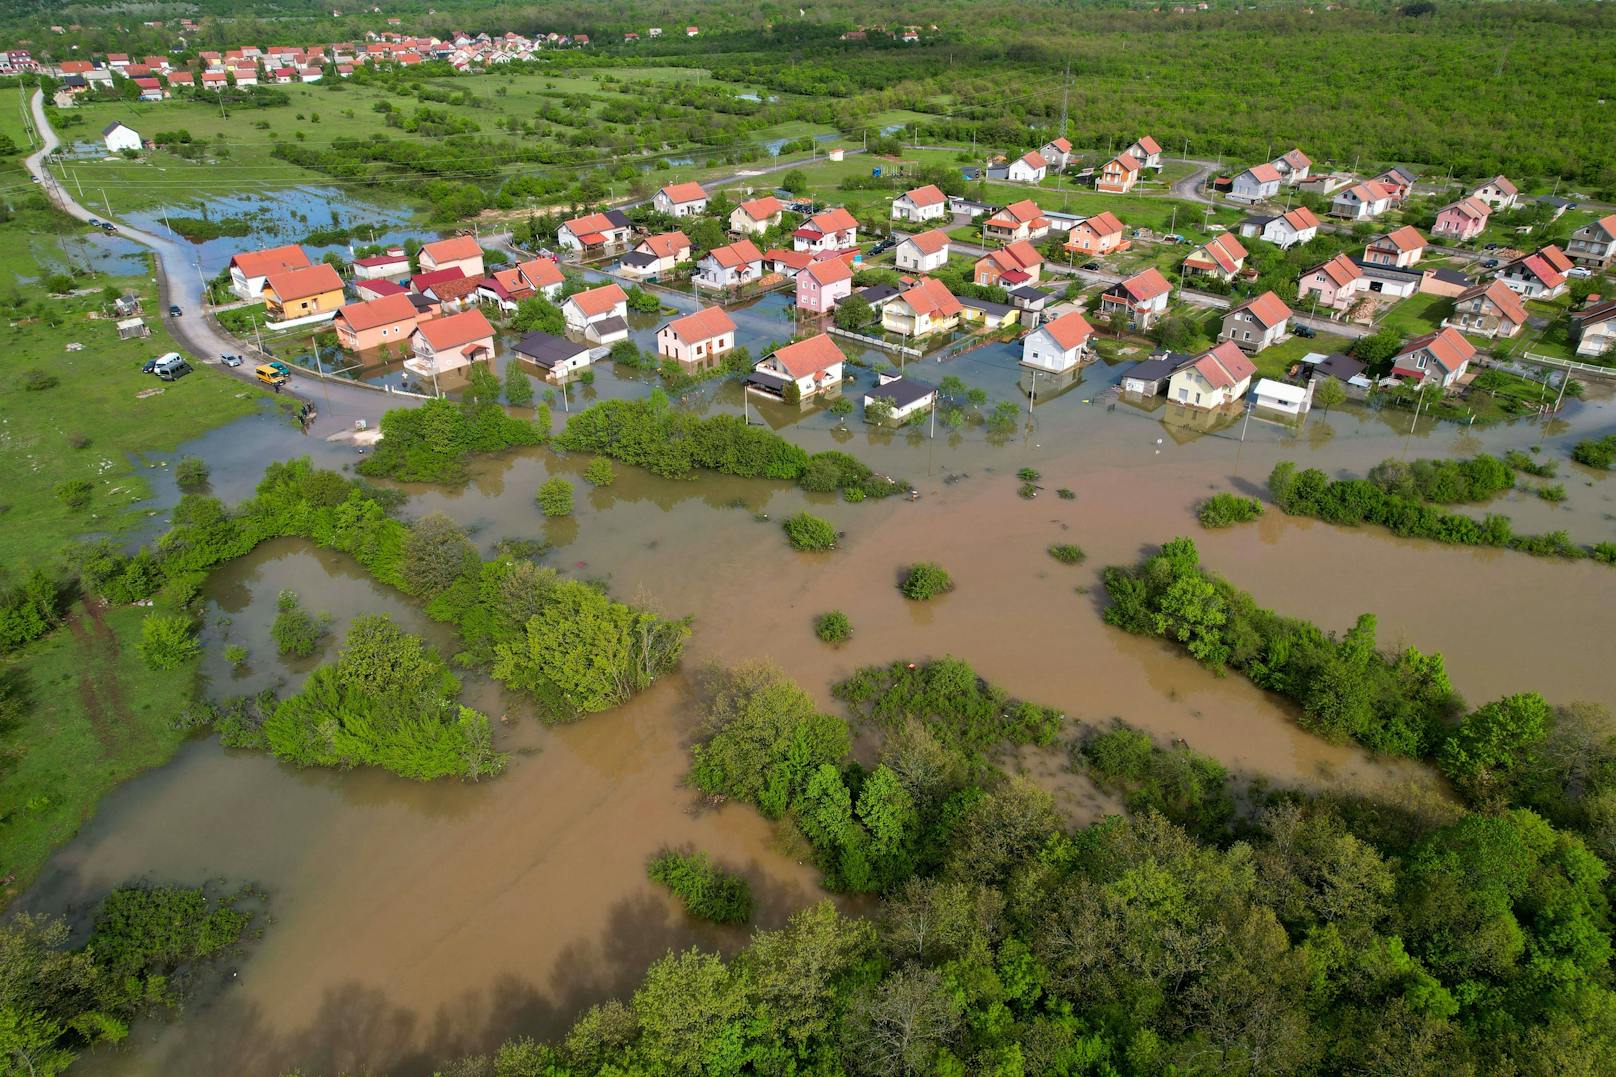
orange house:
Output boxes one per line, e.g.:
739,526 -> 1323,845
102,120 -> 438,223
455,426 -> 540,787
418,235 -> 485,278
1064,211 -> 1129,257
333,292 -> 419,353
1096,152 -> 1142,194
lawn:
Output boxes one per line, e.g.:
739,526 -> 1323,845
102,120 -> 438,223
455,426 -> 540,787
1250,332 -> 1355,380
0,603 -> 202,905
0,268 -> 267,575
1375,291 -> 1451,338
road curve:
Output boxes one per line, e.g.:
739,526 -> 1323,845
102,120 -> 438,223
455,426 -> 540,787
24,89 -> 405,432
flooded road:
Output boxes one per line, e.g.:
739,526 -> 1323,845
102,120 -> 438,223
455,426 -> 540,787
19,353 -> 1616,1073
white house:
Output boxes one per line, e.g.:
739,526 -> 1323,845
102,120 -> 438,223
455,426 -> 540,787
1239,206 -> 1320,249
1004,150 -> 1047,184
1568,213 -> 1616,269
895,229 -> 951,273
1124,136 -> 1162,169
1331,181 -> 1395,221
864,373 -> 936,423
730,195 -> 784,236
1271,148 -> 1311,185
1253,378 -> 1312,416
655,306 -> 737,371
1020,310 -> 1095,373
1470,175 -> 1518,212
1230,163 -> 1283,204
748,332 -> 845,401
561,283 -> 630,344
653,181 -> 708,217
1167,341 -> 1257,409
792,208 -> 858,253
695,239 -> 765,289
557,210 -> 633,252
228,244 -> 312,300
102,121 -> 141,153
891,184 -> 949,223
1571,299 -> 1616,358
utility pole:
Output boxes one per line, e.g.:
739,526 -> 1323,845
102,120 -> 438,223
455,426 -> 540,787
71,169 -> 82,200
101,189 -> 111,218
1240,397 -> 1253,441
1058,62 -> 1070,143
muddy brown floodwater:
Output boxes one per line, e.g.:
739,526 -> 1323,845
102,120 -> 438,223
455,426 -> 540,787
21,381 -> 1616,1075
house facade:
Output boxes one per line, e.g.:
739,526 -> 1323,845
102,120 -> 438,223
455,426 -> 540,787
1182,233 -> 1248,281
973,240 -> 1043,287
1568,214 -> 1616,268
1391,327 -> 1475,388
1230,163 -> 1283,204
891,184 -> 948,223
1098,267 -> 1171,330
408,308 -> 496,377
1239,206 -> 1320,249
1444,279 -> 1526,339
1167,341 -> 1256,409
696,239 -> 765,289
418,235 -> 484,278
513,331 -> 593,382
1219,291 -> 1291,353
1096,152 -> 1141,194
1040,136 -> 1075,171
103,121 -> 142,153
864,374 -> 937,422
1064,211 -> 1127,256
797,257 -> 853,313
1297,253 -> 1366,312
1331,181 -> 1394,220
895,229 -> 950,272
1364,226 -> 1427,268
1004,150 -> 1047,184
352,250 -> 411,280
1431,197 -> 1490,242
749,333 -> 845,400
561,283 -> 630,343
653,181 -> 708,217
1470,175 -> 1518,211
1271,148 -> 1311,185
1124,136 -> 1162,170
1571,300 -> 1616,358
1496,246 -> 1572,299
880,278 -> 962,338
656,307 -> 737,371
333,292 -> 418,352
792,208 -> 858,253
983,198 -> 1050,243
229,244 -> 312,300
261,263 -> 345,325
1020,310 -> 1094,373
730,196 -> 784,235
557,210 -> 633,252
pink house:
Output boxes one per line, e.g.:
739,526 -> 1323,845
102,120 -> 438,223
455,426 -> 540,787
797,257 -> 853,313
1297,253 -> 1365,312
332,292 -> 419,353
1431,197 -> 1490,243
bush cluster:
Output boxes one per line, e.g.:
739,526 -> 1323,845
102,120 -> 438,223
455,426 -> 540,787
1196,493 -> 1263,528
814,610 -> 852,644
783,511 -> 838,551
1572,434 -> 1616,470
899,562 -> 952,600
358,395 -> 547,484
647,849 -> 753,923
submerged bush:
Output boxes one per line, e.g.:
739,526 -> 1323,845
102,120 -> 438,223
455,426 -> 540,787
271,590 -> 328,657
1571,435 -> 1616,470
583,456 -> 616,487
138,613 -> 199,670
536,477 -> 574,517
900,562 -> 953,600
784,511 -> 838,551
1197,493 -> 1263,528
1048,543 -> 1086,564
647,849 -> 752,923
814,610 -> 852,644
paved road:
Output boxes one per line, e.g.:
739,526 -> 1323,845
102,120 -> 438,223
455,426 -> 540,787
24,89 -> 405,433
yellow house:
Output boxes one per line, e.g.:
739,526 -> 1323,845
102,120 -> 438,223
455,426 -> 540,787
262,263 -> 346,325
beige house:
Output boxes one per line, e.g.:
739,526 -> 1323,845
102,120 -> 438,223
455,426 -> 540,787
1167,341 -> 1257,409
730,195 -> 784,235
881,278 -> 963,338
655,306 -> 737,371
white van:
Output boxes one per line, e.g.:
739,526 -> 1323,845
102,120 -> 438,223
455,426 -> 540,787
151,353 -> 186,377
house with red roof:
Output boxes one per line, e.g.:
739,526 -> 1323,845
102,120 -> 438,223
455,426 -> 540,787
983,198 -> 1050,243
261,263 -> 345,325
764,248 -> 814,279
1098,268 -> 1172,330
1568,214 -> 1616,269
1096,152 -> 1141,194
229,244 -> 312,300
406,308 -> 495,378
200,71 -> 228,91
424,275 -> 484,314
797,257 -> 854,314
1040,136 -> 1075,171
1231,163 -> 1284,204
1571,298 -> 1616,358
622,231 -> 692,278
1219,291 -> 1292,353
696,239 -> 765,289
1239,206 -> 1321,249
1297,253 -> 1366,313
1182,233 -> 1248,282
1064,211 -> 1128,257
749,333 -> 845,401
165,71 -> 194,89
1271,148 -> 1312,185
352,248 -> 411,280
730,196 -> 784,236
793,207 -> 858,253
1495,245 -> 1572,300
1431,197 -> 1491,242
656,307 -> 738,371
653,181 -> 709,218
1124,136 -> 1162,170
1364,226 -> 1427,268
1331,181 -> 1396,221
1391,329 -> 1474,387
419,235 -> 484,278
1470,175 -> 1518,212
896,229 -> 951,273
558,209 -> 632,252
1020,310 -> 1095,373
477,257 -> 565,311
562,283 -> 630,343
1168,341 -> 1257,409
881,277 -> 962,338
891,184 -> 948,224
973,240 -> 1043,287
333,292 -> 419,353
1000,150 -> 1047,184
1444,279 -> 1526,339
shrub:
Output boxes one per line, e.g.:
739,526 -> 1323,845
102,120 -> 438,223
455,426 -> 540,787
1197,493 -> 1263,528
1048,543 -> 1086,564
402,513 -> 479,597
271,590 -> 328,657
814,610 -> 852,644
1077,722 -> 1232,840
225,644 -> 249,668
503,361 -> 534,407
1057,488 -> 1075,500
1017,467 -> 1040,482
1537,483 -> 1567,503
139,613 -> 200,670
1503,449 -> 1555,478
174,456 -> 210,492
647,849 -> 752,923
900,562 -> 953,600
357,397 -> 545,484
54,479 -> 93,510
1571,435 -> 1616,470
536,477 -> 574,517
22,368 -> 59,391
834,656 -> 1063,760
583,457 -> 616,487
784,511 -> 838,551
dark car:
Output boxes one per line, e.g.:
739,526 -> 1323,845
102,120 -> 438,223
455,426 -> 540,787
870,237 -> 896,255
1294,323 -> 1316,339
168,305 -> 181,317
141,358 -> 158,374
1082,261 -> 1100,270
157,360 -> 193,382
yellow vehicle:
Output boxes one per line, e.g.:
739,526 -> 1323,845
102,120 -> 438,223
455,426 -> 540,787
255,363 -> 290,387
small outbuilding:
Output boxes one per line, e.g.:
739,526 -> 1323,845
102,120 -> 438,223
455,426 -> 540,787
1253,378 -> 1312,416
102,121 -> 141,153
115,316 -> 149,339
864,373 -> 937,423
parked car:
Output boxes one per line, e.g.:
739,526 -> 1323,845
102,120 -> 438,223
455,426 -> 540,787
168,304 -> 182,317
1081,261 -> 1100,270
1294,323 -> 1316,339
101,224 -> 115,235
221,354 -> 243,367
145,351 -> 181,375
87,218 -> 102,228
870,237 -> 896,255
157,360 -> 192,382
255,363 -> 290,387
1569,266 -> 1593,279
